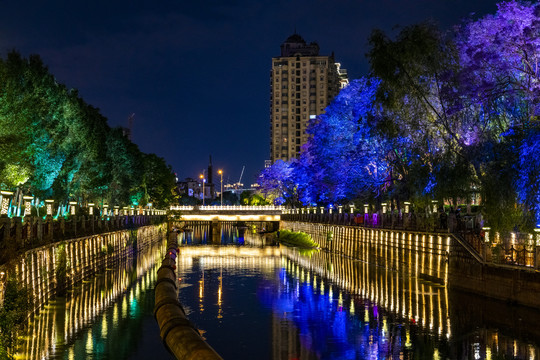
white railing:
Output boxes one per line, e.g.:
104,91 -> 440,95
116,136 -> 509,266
170,205 -> 285,211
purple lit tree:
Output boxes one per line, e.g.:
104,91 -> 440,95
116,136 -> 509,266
368,22 -> 483,205
456,0 -> 540,229
456,0 -> 540,128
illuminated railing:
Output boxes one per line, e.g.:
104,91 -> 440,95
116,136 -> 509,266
170,205 -> 284,211
15,235 -> 166,360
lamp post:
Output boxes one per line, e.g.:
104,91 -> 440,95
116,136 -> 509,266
200,174 -> 205,206
218,169 -> 223,206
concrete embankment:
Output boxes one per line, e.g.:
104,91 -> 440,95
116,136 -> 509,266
154,232 -> 222,360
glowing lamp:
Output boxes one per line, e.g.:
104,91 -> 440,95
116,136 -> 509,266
103,204 -> 109,216
88,203 -> 95,216
23,196 -> 33,216
535,228 -> 540,246
114,206 -> 119,216
338,205 -> 343,214
364,204 -> 369,214
123,207 -> 128,216
130,206 -> 134,216
382,203 -> 387,214
404,202 -> 410,214
432,200 -> 438,213
69,201 -> 77,215
350,204 -> 354,214
320,206 -> 324,214
482,227 -> 491,243
0,191 -> 13,216
45,199 -> 54,216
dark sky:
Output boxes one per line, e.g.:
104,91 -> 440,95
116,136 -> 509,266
0,0 -> 500,185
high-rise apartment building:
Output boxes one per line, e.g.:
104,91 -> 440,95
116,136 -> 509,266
269,33 -> 348,163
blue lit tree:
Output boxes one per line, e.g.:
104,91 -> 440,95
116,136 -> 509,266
258,160 -> 295,205
294,78 -> 390,205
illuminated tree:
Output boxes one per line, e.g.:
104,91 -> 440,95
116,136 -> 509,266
141,153 -> 178,208
456,0 -> 540,128
295,78 -> 389,204
258,160 -> 295,205
0,51 -> 177,208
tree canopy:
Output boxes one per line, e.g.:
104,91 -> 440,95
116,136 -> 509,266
0,51 -> 177,209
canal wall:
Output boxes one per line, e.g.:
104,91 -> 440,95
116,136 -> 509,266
282,221 -> 449,284
281,221 -> 540,308
0,224 -> 166,312
16,233 -> 167,360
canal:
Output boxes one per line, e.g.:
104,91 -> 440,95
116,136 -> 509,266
176,224 -> 540,360
15,223 -> 540,359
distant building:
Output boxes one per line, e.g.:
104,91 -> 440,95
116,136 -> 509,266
176,156 -> 216,203
270,33 -> 348,163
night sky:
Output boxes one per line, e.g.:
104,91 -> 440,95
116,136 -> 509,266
0,0 -> 500,185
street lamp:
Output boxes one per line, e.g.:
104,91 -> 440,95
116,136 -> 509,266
200,173 -> 205,206
218,169 -> 223,206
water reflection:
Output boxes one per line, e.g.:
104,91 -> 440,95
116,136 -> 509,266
179,222 -> 274,247
177,241 -> 540,360
15,237 -> 170,360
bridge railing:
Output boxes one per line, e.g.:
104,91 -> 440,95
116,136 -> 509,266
281,212 -> 540,269
170,205 -> 285,211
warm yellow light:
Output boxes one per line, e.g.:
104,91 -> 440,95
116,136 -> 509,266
200,174 -> 204,179
218,170 -> 222,175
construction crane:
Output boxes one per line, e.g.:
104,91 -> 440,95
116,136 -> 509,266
237,166 -> 245,188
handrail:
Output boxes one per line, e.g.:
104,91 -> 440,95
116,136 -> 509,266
170,205 -> 284,211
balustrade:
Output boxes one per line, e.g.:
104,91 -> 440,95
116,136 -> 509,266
0,213 -> 165,265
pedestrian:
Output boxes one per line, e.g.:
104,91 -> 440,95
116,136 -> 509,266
439,209 -> 447,230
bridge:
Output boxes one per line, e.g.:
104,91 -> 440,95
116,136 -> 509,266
169,205 -> 283,222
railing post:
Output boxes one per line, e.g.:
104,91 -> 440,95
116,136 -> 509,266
535,228 -> 540,268
0,191 -> 13,217
45,199 -> 54,242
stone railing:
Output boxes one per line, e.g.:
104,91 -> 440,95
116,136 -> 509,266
0,214 -> 166,265
282,211 -> 540,269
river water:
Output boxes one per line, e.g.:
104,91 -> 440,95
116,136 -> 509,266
15,223 -> 540,359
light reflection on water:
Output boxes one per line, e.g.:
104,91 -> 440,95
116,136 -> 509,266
13,223 -> 540,360
15,237 -> 172,360
176,224 -> 540,360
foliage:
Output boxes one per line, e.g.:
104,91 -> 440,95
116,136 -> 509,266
295,78 -> 389,204
240,192 -> 270,205
0,278 -> 32,358
277,229 -> 319,248
258,160 -> 295,205
0,51 -> 177,209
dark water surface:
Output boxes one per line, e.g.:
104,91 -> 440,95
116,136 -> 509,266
16,224 -> 540,359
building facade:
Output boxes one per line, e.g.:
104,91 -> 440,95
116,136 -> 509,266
270,33 -> 348,163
